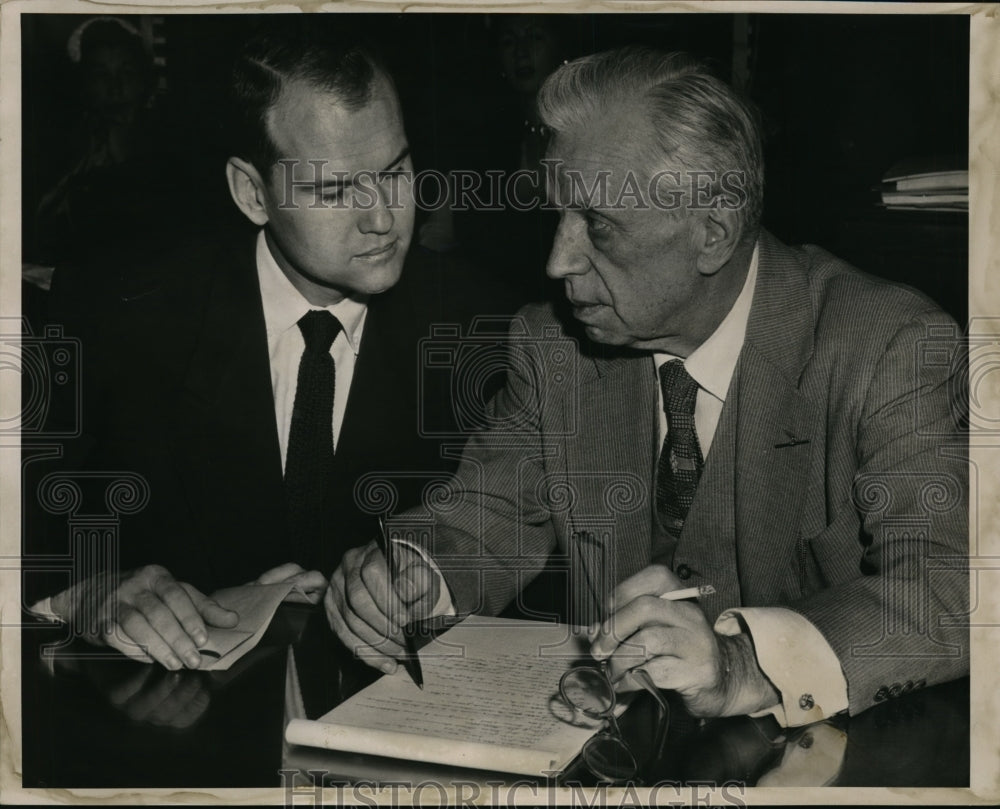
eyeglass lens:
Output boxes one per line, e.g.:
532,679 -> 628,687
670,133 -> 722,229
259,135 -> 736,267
561,666 -> 641,782
560,667 -> 615,717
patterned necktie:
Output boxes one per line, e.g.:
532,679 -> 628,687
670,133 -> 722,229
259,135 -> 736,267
285,310 -> 342,563
655,360 -> 705,537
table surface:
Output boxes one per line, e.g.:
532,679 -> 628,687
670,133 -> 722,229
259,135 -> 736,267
20,604 -> 970,790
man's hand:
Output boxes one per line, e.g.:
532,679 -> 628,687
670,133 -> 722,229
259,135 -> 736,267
590,565 -> 779,718
324,540 -> 440,674
253,562 -> 328,605
51,565 -> 239,671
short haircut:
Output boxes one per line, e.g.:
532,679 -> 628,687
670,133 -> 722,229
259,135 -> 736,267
229,19 -> 392,176
537,47 -> 764,238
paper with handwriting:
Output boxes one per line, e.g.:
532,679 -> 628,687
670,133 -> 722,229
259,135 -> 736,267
285,616 -> 617,776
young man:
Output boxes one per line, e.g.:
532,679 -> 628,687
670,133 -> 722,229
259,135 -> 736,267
26,23 -> 500,671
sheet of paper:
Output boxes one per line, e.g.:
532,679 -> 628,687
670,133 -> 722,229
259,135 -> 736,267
198,581 -> 297,671
285,616 -> 612,776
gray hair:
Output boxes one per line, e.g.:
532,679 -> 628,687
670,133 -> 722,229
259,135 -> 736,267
537,47 -> 764,237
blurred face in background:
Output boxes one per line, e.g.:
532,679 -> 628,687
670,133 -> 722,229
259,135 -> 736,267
78,23 -> 153,127
497,16 -> 562,98
84,47 -> 146,118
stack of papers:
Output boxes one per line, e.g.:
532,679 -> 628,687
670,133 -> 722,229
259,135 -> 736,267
879,156 -> 967,211
285,616 -> 618,777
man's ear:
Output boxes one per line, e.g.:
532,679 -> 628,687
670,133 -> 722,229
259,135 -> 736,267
225,157 -> 270,227
694,207 -> 741,276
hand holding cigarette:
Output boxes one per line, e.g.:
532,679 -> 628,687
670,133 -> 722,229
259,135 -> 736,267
589,566 -> 779,719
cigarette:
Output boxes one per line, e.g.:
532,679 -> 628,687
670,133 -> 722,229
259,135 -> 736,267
660,584 -> 715,601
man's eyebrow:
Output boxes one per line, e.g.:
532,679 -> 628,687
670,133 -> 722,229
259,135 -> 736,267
314,147 -> 412,191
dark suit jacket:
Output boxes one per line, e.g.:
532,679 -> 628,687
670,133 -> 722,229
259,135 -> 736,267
26,228 -> 506,598
411,229 -> 969,716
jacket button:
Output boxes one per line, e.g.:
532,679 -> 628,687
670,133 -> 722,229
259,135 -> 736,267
874,686 -> 889,702
889,682 -> 903,698
798,693 -> 815,710
915,679 -> 926,690
676,564 -> 692,580
902,680 -> 914,693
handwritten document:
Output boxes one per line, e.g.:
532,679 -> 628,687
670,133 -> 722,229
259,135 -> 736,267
285,616 -> 610,776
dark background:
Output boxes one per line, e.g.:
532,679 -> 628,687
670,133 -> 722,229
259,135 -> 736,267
21,12 -> 969,323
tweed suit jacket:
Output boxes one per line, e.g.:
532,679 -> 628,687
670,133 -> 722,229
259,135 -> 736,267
413,229 -> 969,717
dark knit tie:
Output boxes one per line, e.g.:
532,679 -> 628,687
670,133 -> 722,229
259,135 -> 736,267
655,360 -> 705,538
285,310 -> 342,562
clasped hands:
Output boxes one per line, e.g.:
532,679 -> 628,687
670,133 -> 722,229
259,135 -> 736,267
53,561 -> 327,670
327,553 -> 778,719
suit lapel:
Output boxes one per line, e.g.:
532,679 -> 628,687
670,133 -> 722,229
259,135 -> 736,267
732,231 -> 819,604
732,344 -> 817,603
324,274 -> 432,570
334,284 -> 414,474
673,231 -> 818,612
170,237 -> 287,579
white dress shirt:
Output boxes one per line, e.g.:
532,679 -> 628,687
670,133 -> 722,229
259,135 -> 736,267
256,231 -> 368,469
654,243 -> 848,727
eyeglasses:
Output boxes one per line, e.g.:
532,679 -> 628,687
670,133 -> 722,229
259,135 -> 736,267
559,660 -> 670,784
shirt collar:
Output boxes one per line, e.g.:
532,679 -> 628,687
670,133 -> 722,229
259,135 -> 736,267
256,229 -> 368,355
654,241 -> 759,403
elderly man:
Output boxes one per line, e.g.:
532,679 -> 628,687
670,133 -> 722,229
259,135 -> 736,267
327,47 -> 968,725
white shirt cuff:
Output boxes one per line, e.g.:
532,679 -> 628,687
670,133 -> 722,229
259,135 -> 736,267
715,606 -> 848,727
393,539 -> 456,618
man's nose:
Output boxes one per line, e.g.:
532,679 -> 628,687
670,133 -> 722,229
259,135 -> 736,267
546,216 -> 589,279
358,182 -> 395,234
